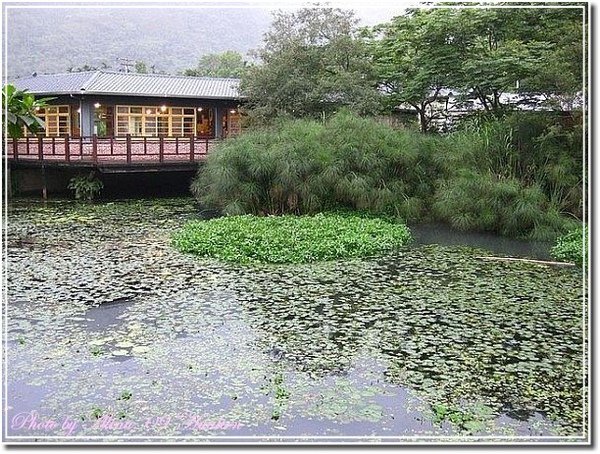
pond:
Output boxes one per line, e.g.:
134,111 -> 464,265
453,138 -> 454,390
3,198 -> 587,443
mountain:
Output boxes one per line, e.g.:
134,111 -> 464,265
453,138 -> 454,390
5,5 -> 404,79
6,7 -> 272,78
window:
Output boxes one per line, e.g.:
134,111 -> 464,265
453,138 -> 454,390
115,105 -> 196,137
31,105 -> 71,136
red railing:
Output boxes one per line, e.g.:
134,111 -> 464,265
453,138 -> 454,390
7,135 -> 217,165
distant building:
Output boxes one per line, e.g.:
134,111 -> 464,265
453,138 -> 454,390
10,71 -> 243,138
391,88 -> 583,132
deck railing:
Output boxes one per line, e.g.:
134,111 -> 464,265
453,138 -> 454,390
7,135 -> 217,165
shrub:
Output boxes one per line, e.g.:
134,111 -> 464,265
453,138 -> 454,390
172,212 -> 412,264
551,225 -> 587,266
68,173 -> 104,201
192,110 -> 432,222
192,110 -> 583,241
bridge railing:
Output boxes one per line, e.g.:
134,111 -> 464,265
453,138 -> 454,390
7,135 -> 218,165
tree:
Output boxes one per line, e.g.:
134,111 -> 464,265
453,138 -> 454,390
368,10 -> 463,132
2,84 -> 52,139
369,6 -> 584,129
134,60 -> 148,74
183,51 -> 247,78
134,60 -> 157,74
240,7 -> 381,122
67,62 -> 109,72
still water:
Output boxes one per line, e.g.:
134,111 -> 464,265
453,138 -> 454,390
3,199 -> 586,442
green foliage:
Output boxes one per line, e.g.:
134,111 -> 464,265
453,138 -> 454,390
433,111 -> 584,238
552,225 -> 587,266
193,110 -> 431,221
368,7 -> 584,119
183,51 -> 247,78
172,212 -> 412,264
241,7 -> 381,123
68,173 -> 104,201
2,84 -> 52,138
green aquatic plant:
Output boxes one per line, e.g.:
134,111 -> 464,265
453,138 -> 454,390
172,212 -> 412,264
68,173 -> 104,201
552,225 -> 587,266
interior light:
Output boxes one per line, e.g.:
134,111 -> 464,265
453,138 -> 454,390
94,102 -> 101,108
160,105 -> 167,112
146,109 -> 152,114
34,106 -> 40,111
230,109 -> 236,114
197,107 -> 203,112
77,108 -> 81,114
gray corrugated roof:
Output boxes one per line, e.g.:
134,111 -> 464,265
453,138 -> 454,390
10,71 -> 98,94
10,71 -> 241,100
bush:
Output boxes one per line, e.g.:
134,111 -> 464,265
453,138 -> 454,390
172,212 -> 412,264
192,110 -> 583,241
192,110 -> 433,222
68,173 -> 104,201
551,225 -> 587,266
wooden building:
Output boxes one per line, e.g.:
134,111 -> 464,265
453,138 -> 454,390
7,71 -> 243,167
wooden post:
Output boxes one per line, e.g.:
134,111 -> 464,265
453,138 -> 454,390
41,164 -> 47,200
26,137 -> 30,155
92,134 -> 98,164
52,137 -> 56,155
38,137 -> 43,161
6,165 -> 12,198
126,134 -> 132,164
12,138 -> 18,160
159,137 -> 164,163
190,136 -> 195,161
110,136 -> 114,155
79,136 -> 83,158
205,138 -> 209,156
175,137 -> 179,155
65,137 -> 70,163
144,137 -> 147,155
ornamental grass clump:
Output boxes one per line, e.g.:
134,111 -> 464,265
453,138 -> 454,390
172,213 -> 412,264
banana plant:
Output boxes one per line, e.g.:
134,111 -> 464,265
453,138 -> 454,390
2,84 -> 54,139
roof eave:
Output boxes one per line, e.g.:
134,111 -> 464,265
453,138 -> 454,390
23,90 -> 244,100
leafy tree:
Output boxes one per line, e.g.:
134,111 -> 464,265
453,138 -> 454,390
368,10 -> 463,132
240,7 -> 381,122
135,60 -> 148,74
67,62 -> 109,72
183,51 -> 247,78
2,84 -> 52,139
133,60 -> 158,74
369,6 -> 584,128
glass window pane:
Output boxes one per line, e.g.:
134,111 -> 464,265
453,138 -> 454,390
117,106 -> 128,114
130,107 -> 143,114
157,117 -> 169,136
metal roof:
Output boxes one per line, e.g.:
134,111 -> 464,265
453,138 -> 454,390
10,71 -> 242,100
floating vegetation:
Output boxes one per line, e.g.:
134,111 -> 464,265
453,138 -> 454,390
5,198 -> 586,441
172,213 -> 412,264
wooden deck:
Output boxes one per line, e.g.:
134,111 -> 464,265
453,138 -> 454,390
6,136 -> 217,169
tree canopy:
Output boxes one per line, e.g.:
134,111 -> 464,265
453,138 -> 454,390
183,51 -> 247,78
368,6 -> 584,130
240,7 -> 381,122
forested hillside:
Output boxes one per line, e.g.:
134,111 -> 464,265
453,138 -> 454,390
6,6 -> 398,78
6,7 -> 272,77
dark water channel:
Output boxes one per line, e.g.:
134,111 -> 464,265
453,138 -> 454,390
3,199 -> 586,442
